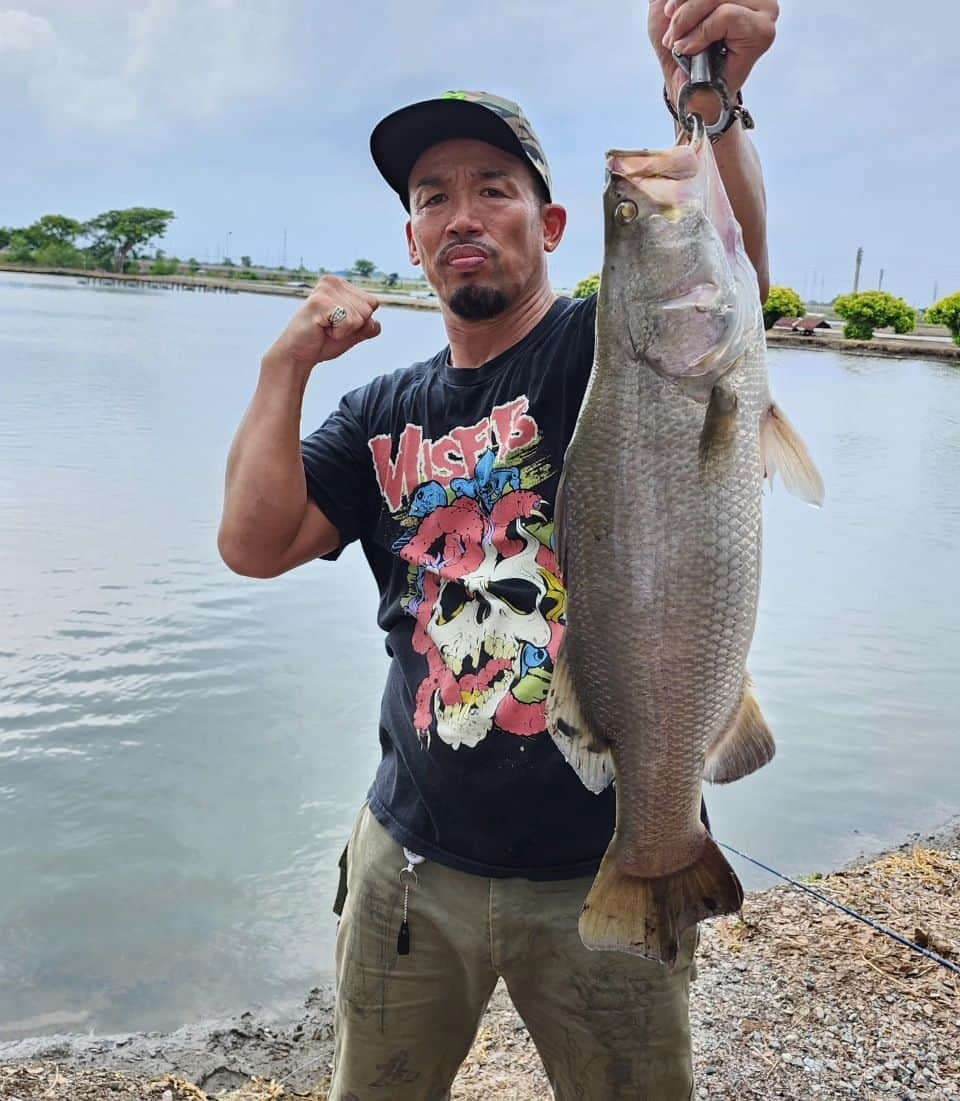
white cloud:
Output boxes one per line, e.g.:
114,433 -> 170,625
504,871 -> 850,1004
0,8 -> 53,51
0,0 -> 299,131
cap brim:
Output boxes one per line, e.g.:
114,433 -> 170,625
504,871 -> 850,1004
370,98 -> 547,212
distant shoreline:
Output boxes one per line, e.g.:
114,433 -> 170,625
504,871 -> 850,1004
767,326 -> 960,364
0,264 -> 441,312
3,265 -> 958,362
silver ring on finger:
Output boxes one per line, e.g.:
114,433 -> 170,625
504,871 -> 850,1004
328,305 -> 348,327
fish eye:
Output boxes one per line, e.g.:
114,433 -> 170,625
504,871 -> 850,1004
615,200 -> 639,225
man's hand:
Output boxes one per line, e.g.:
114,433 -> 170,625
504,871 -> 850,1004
264,275 -> 382,372
648,0 -> 779,99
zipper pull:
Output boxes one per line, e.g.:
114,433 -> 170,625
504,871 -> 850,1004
397,849 -> 424,957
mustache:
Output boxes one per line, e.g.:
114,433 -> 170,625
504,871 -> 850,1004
437,239 -> 499,264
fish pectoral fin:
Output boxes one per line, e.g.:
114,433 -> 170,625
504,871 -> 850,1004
579,833 -> 743,964
546,644 -> 614,794
760,402 -> 825,505
698,383 -> 739,479
704,676 -> 776,784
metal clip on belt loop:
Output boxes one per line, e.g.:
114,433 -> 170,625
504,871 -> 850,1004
397,848 -> 424,956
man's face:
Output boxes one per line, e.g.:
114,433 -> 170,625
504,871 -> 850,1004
405,138 -> 566,320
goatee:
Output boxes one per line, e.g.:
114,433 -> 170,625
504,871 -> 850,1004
448,284 -> 510,320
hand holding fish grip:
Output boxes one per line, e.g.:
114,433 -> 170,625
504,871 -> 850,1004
674,42 -> 733,139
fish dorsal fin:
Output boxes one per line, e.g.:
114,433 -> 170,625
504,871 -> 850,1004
704,675 -> 776,784
546,642 -> 614,794
760,403 -> 825,505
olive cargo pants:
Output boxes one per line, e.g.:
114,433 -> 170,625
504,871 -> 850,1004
330,804 -> 697,1101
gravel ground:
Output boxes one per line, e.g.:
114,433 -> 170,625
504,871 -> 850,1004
2,826 -> 957,1101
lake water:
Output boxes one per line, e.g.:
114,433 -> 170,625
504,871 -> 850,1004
1,271 -> 958,1040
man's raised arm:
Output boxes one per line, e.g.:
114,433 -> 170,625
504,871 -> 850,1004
648,0 -> 780,300
218,277 -> 381,579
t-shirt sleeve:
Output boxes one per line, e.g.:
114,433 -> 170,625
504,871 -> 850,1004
300,394 -> 377,560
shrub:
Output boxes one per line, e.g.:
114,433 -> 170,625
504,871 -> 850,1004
573,274 -> 600,299
927,292 -> 960,346
763,285 -> 804,330
834,291 -> 916,340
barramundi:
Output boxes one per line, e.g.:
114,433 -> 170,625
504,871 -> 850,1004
547,131 -> 823,964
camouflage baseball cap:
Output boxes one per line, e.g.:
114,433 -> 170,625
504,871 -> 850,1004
370,91 -> 553,212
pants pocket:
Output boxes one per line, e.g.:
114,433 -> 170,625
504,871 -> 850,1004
332,841 -> 349,917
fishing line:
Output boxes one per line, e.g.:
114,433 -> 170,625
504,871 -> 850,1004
719,840 -> 960,977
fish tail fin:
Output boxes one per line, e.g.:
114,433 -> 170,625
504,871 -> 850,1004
579,834 -> 743,964
704,675 -> 776,784
761,402 -> 825,505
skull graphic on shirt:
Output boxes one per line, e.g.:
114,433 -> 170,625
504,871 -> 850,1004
397,449 -> 565,748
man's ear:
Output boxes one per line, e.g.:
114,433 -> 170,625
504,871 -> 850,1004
542,204 -> 567,254
405,221 -> 421,266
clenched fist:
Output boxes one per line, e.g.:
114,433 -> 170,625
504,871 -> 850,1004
648,0 -> 779,101
264,275 -> 382,372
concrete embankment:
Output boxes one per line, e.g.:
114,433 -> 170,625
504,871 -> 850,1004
766,327 -> 960,363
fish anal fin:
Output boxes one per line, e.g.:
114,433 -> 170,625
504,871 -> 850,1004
546,643 -> 614,794
761,402 -> 825,506
579,833 -> 743,964
704,676 -> 776,784
698,383 -> 739,479
554,467 -> 568,575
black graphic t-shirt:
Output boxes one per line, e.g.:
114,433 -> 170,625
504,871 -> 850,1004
301,294 -> 615,878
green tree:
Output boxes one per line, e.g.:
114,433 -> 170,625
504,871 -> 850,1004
241,255 -> 252,268
150,257 -> 180,275
7,232 -> 39,263
834,291 -> 916,340
927,292 -> 960,346
0,227 -> 11,251
34,241 -> 85,268
353,258 -> 376,279
35,215 -> 84,244
85,207 -> 175,273
385,272 -> 399,287
762,285 -> 804,330
573,274 -> 600,299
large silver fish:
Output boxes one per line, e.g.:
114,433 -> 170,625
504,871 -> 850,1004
547,132 -> 823,964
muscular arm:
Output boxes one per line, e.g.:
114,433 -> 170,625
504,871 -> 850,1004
218,355 -> 341,578
688,97 -> 769,299
217,276 -> 381,578
649,0 -> 779,300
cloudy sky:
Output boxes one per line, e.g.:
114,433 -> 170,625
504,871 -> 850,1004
2,1 -> 957,305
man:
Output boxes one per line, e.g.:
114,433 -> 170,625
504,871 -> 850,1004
219,3 -> 779,1096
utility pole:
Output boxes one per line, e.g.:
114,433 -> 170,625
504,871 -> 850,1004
878,268 -> 884,291
853,246 -> 863,294
282,227 -> 287,269
933,282 -> 939,305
